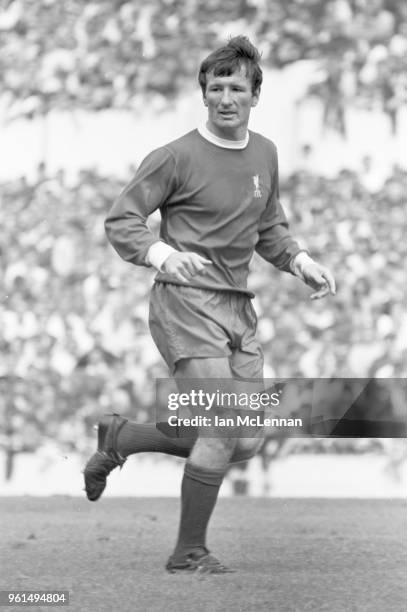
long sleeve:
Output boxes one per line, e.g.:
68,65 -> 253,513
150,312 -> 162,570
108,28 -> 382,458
255,147 -> 301,272
105,147 -> 177,267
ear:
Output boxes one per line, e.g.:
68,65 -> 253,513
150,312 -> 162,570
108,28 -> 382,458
202,93 -> 208,106
251,87 -> 260,107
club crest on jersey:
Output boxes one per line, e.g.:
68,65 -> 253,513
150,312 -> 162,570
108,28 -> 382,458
252,174 -> 262,198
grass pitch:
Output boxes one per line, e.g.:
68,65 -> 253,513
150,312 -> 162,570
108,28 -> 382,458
1,497 -> 406,612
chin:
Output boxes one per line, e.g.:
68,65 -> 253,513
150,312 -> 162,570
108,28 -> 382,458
215,120 -> 240,130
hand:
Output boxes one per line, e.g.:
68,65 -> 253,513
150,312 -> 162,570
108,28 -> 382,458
162,251 -> 212,282
301,262 -> 336,300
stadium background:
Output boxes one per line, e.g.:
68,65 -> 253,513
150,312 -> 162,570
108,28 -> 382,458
1,0 -> 407,497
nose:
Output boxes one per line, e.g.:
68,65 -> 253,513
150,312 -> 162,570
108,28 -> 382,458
220,88 -> 232,106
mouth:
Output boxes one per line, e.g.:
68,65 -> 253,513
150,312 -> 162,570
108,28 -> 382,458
218,111 -> 237,119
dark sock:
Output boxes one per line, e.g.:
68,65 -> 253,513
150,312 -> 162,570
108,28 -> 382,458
117,420 -> 256,463
117,421 -> 198,458
173,461 -> 225,558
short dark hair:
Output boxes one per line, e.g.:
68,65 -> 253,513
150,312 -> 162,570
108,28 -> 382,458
198,36 -> 262,95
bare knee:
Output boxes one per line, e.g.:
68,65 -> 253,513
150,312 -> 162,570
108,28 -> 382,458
231,437 -> 264,463
190,436 -> 237,470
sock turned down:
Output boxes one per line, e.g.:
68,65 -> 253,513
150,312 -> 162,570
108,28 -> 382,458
116,420 -> 254,463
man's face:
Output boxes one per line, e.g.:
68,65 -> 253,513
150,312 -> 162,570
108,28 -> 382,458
203,67 -> 259,140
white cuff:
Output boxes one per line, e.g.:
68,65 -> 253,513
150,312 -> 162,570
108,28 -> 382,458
291,251 -> 316,277
146,241 -> 177,271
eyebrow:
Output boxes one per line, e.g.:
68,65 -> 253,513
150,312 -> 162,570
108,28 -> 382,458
207,79 -> 248,87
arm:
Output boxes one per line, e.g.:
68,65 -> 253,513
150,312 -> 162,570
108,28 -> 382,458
105,147 -> 212,280
105,147 -> 178,267
255,146 -> 303,272
255,146 -> 335,299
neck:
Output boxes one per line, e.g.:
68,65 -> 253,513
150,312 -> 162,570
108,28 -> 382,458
206,121 -> 248,142
199,123 -> 249,149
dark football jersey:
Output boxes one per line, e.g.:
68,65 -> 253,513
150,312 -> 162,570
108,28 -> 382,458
105,129 -> 301,295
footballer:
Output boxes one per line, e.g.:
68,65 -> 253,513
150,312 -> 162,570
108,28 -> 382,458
84,36 -> 335,574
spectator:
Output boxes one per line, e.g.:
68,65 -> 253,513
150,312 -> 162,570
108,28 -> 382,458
1,161 -> 406,455
1,0 -> 407,127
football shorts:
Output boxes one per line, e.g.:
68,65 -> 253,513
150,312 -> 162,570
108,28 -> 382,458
149,281 -> 264,378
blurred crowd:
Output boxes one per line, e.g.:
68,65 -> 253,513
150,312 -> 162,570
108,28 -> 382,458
1,163 -> 407,456
1,0 -> 407,460
254,162 -> 407,380
1,0 -> 407,129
